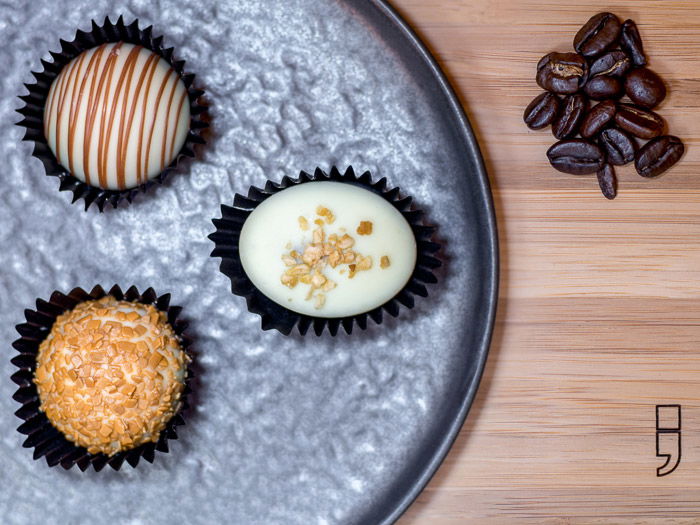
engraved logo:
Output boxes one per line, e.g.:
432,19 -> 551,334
656,404 -> 681,477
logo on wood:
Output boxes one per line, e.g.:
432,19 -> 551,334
656,404 -> 681,477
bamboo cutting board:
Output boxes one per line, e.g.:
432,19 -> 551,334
391,1 -> 700,523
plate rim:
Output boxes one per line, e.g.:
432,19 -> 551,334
360,1 -> 500,523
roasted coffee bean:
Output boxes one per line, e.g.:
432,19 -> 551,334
620,19 -> 646,67
635,135 -> 684,177
573,12 -> 621,58
599,127 -> 637,166
547,139 -> 605,175
584,75 -> 623,100
524,92 -> 561,129
580,100 -> 616,138
625,68 -> 666,109
552,94 -> 587,139
589,51 -> 631,79
597,164 -> 617,199
536,52 -> 588,94
614,104 -> 664,139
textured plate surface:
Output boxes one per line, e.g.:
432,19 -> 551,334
0,0 -> 497,524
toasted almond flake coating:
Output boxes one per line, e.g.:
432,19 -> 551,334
279,205 -> 386,310
316,205 -> 335,224
337,234 -> 354,250
357,255 -> 373,271
380,255 -> 391,269
281,274 -> 298,288
33,296 -> 189,456
310,271 -> 326,289
356,221 -> 373,235
328,251 -> 341,267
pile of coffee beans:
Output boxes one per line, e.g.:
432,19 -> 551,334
523,12 -> 684,199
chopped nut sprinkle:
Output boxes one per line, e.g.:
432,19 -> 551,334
279,205 -> 387,309
33,296 -> 189,456
380,255 -> 391,269
316,206 -> 335,224
356,221 -> 373,235
357,255 -> 373,271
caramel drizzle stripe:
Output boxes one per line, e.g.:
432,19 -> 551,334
136,55 -> 160,186
113,46 -> 145,190
121,52 -> 158,189
70,45 -> 106,186
52,55 -> 81,164
65,51 -> 89,175
82,43 -> 111,186
51,57 -> 74,163
144,68 -> 175,181
44,72 -> 60,139
99,44 -> 141,189
44,72 -> 60,141
96,43 -> 124,189
168,90 -> 188,165
160,73 -> 180,173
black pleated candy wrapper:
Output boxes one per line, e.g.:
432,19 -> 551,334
10,284 -> 195,471
209,166 -> 442,336
15,16 -> 208,211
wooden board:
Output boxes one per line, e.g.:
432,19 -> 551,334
390,1 -> 700,523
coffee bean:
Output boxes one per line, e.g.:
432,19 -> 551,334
552,94 -> 587,139
635,135 -> 684,177
599,128 -> 637,166
580,100 -> 616,138
584,75 -> 623,100
597,164 -> 617,199
525,14 -> 683,195
620,19 -> 646,67
547,139 -> 605,175
574,12 -> 621,58
614,104 -> 664,139
536,52 -> 588,94
524,92 -> 561,129
625,68 -> 666,109
589,51 -> 631,79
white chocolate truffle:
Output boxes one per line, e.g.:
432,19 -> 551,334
239,181 -> 418,318
43,42 -> 190,191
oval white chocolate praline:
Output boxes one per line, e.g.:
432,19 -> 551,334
43,42 -> 190,191
239,181 -> 418,318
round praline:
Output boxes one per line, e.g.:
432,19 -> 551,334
43,42 -> 190,191
33,296 -> 189,456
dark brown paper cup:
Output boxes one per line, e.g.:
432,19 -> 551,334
209,166 -> 441,336
15,16 -> 207,211
10,284 -> 194,471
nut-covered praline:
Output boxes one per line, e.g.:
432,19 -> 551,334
43,42 -> 190,191
33,296 -> 189,456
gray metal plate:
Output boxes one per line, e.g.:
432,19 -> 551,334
0,0 -> 497,523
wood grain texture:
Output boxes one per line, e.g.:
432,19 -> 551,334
390,1 -> 700,523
